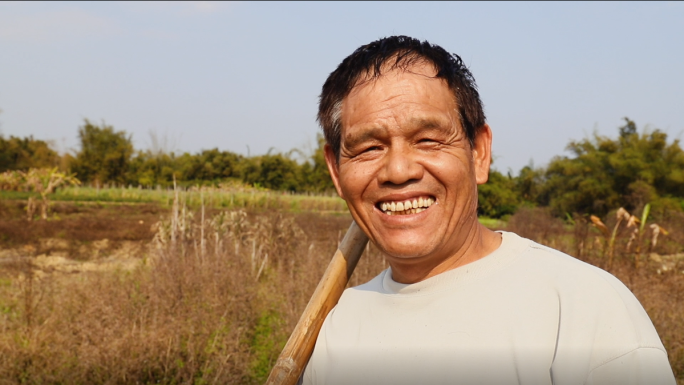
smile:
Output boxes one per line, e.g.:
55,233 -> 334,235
378,196 -> 435,216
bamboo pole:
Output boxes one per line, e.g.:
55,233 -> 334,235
265,221 -> 368,385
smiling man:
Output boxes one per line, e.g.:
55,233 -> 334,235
301,36 -> 675,385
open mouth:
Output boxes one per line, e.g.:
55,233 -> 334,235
377,196 -> 435,216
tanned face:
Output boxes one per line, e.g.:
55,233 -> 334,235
324,62 -> 500,284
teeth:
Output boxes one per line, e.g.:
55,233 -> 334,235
379,197 -> 435,215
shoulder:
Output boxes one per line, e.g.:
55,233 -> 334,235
336,269 -> 388,306
506,231 -> 642,310
503,231 -> 633,294
504,232 -> 666,350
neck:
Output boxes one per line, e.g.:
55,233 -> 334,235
388,223 -> 502,284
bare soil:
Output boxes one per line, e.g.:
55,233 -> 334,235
0,200 -> 165,279
0,200 -> 161,246
0,199 -> 353,278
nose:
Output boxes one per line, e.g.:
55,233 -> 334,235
378,144 -> 423,186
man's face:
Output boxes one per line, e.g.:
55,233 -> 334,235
325,62 -> 492,273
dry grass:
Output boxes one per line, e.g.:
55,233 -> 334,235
0,203 -> 682,383
0,201 -> 386,384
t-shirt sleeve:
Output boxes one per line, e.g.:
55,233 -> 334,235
585,347 -> 676,385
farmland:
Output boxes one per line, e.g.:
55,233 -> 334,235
0,190 -> 683,384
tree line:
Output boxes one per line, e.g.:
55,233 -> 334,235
1,120 -> 335,194
478,118 -> 684,219
3,118 -> 684,218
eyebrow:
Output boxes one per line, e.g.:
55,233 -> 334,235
343,116 -> 451,148
407,117 -> 445,131
343,126 -> 388,148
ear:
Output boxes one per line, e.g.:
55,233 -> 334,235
472,124 -> 493,185
324,144 -> 346,199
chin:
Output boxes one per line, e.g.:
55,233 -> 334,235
379,241 -> 435,261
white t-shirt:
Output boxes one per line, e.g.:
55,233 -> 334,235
301,231 -> 675,385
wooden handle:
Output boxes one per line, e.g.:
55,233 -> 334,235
265,221 -> 369,385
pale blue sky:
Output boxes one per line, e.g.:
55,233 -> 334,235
1,2 -> 682,174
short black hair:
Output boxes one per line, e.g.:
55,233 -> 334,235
318,35 -> 486,159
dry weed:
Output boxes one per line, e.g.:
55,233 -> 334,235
0,202 -> 387,384
1,200 -> 683,383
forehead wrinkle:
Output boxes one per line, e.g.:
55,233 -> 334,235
341,62 -> 460,149
353,57 -> 439,90
347,64 -> 440,106
344,94 -> 439,131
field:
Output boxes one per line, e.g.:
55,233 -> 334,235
0,188 -> 683,384
0,185 -> 348,213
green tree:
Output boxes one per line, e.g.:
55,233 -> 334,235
0,135 -> 60,172
240,152 -> 304,191
301,134 -> 335,193
539,118 -> 684,216
515,165 -> 544,203
71,120 -> 134,185
127,150 -> 182,187
180,148 -> 242,182
478,169 -> 521,218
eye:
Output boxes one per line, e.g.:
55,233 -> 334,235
362,145 -> 382,153
417,138 -> 439,145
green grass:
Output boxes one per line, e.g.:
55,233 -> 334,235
0,186 -> 348,213
248,310 -> 287,383
478,217 -> 507,229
